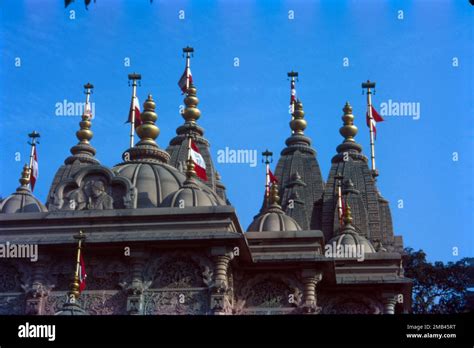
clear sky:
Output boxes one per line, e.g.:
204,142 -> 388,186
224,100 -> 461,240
0,0 -> 472,262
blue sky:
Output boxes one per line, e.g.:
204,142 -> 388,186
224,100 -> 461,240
0,0 -> 472,262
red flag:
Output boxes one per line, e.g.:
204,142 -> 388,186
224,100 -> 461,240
30,147 -> 38,191
178,66 -> 193,93
126,96 -> 141,128
189,140 -> 207,181
79,254 -> 87,293
366,105 -> 384,139
268,169 -> 278,184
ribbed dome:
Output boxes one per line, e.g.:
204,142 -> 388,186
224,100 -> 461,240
112,162 -> 186,208
329,231 -> 376,254
0,188 -> 47,214
1,164 -> 47,214
328,205 -> 375,253
248,205 -> 302,232
161,177 -> 223,208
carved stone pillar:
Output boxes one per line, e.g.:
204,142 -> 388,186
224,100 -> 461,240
125,252 -> 147,315
25,259 -> 52,315
382,293 -> 397,314
209,247 -> 233,315
301,269 -> 322,314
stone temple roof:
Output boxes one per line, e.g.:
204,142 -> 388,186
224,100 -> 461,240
166,84 -> 228,203
321,102 -> 399,249
269,100 -> 325,230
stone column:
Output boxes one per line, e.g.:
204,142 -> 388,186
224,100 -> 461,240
125,252 -> 147,315
209,247 -> 234,315
301,269 -> 322,314
25,259 -> 52,315
382,293 -> 397,314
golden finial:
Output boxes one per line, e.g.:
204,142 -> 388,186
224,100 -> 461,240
76,83 -> 94,144
269,183 -> 280,205
19,164 -> 31,187
136,94 -> 160,146
290,99 -> 307,135
185,157 -> 196,179
339,102 -> 358,142
183,84 -> 201,124
343,204 -> 353,225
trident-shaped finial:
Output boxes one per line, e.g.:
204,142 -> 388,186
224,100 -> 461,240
27,131 -> 40,146
287,70 -> 299,81
362,80 -> 376,95
128,72 -> 142,87
262,149 -> 273,165
183,46 -> 194,58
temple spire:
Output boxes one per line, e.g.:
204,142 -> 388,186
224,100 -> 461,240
65,83 -> 99,165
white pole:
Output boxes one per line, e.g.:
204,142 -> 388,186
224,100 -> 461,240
367,88 -> 376,172
129,81 -> 137,148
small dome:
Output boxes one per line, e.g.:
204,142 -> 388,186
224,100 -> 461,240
329,231 -> 376,254
0,188 -> 47,214
248,205 -> 302,232
248,183 -> 302,232
161,177 -> 223,208
113,162 -> 186,208
1,164 -> 47,214
328,204 -> 375,253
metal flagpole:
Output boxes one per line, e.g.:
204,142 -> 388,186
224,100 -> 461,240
128,73 -> 141,148
262,149 -> 273,204
183,46 -> 194,91
27,131 -> 40,184
70,230 -> 86,301
287,71 -> 298,125
362,80 -> 378,177
335,173 -> 344,226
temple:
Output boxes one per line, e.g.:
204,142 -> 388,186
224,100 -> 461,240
0,50 -> 411,315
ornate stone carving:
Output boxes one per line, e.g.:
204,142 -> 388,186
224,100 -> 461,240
320,292 -> 383,314
49,166 -> 135,211
143,290 -> 209,315
235,273 -> 302,314
0,295 -> 25,314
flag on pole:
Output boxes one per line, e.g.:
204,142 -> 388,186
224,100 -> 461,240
30,147 -> 39,191
189,140 -> 207,181
290,80 -> 297,112
126,96 -> 141,128
268,169 -> 278,184
79,253 -> 87,293
366,105 -> 384,139
178,66 -> 193,93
